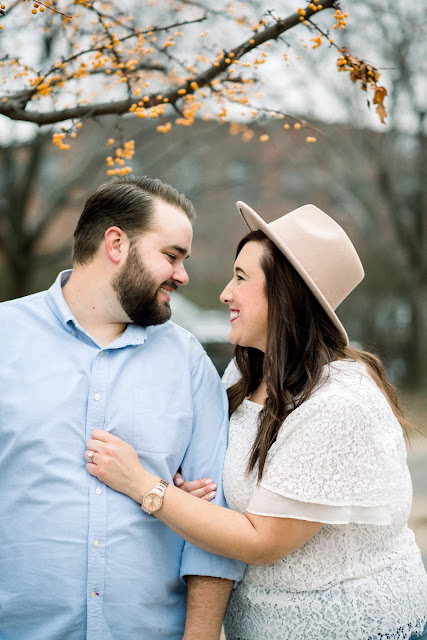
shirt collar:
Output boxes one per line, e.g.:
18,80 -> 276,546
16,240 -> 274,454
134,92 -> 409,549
46,269 -> 147,349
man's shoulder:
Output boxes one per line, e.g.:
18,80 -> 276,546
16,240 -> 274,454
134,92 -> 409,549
146,321 -> 217,373
0,290 -> 48,316
148,320 -> 204,350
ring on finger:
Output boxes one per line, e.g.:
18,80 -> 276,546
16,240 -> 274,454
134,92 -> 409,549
86,450 -> 95,463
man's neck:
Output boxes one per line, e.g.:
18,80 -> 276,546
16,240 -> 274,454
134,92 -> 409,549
62,266 -> 128,348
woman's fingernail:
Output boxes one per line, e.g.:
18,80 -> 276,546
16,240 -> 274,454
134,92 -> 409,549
174,478 -> 183,486
209,483 -> 217,491
204,478 -> 213,485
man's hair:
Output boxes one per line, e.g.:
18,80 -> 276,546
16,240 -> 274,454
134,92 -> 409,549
73,176 -> 196,265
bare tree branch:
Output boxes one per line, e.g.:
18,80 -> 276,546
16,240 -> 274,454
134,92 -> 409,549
0,0 -> 337,126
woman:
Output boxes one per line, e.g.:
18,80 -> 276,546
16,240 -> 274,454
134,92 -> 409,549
85,202 -> 427,639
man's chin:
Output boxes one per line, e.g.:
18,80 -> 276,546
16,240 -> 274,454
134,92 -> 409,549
130,308 -> 171,327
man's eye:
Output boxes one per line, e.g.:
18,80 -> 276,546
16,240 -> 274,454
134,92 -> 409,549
236,274 -> 243,281
167,254 -> 176,261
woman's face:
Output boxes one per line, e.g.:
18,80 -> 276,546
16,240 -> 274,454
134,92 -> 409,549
220,241 -> 269,352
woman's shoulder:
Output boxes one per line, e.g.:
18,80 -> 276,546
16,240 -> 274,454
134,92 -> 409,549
222,359 -> 241,390
314,359 -> 382,401
286,359 -> 399,436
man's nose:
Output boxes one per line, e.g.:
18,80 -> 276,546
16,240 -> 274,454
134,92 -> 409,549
173,263 -> 189,286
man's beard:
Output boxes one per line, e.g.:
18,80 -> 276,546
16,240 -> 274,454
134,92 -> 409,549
111,244 -> 175,327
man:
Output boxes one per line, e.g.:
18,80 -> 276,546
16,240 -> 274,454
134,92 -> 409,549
0,176 -> 244,640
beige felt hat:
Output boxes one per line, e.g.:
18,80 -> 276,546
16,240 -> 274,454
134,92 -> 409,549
236,201 -> 364,344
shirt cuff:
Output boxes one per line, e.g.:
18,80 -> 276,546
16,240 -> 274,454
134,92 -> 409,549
180,541 -> 245,583
247,485 -> 392,525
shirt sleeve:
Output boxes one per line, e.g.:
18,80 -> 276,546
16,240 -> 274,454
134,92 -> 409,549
247,391 -> 404,525
179,343 -> 245,582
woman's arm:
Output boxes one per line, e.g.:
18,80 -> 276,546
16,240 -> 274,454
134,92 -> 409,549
86,429 -> 322,565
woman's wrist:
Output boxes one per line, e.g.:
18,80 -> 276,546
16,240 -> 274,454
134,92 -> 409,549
128,468 -> 159,504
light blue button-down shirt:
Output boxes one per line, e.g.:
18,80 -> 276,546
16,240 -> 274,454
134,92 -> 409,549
0,271 -> 244,640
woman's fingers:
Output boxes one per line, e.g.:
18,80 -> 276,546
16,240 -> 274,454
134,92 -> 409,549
91,428 -> 111,442
84,450 -> 96,464
86,438 -> 102,453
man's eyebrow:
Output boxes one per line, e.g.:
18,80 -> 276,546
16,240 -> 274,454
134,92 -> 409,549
166,245 -> 191,259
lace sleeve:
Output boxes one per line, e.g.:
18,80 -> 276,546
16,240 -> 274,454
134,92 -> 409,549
250,389 -> 407,520
222,359 -> 241,390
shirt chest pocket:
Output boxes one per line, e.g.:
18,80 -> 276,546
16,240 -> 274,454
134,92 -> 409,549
132,386 -> 192,456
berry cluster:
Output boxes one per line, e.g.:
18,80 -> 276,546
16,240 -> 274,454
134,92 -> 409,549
106,139 -> 135,176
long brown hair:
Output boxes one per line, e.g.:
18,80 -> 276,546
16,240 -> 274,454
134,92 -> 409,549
227,230 -> 412,481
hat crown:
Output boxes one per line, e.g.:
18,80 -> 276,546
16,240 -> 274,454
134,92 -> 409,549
266,205 -> 363,310
236,201 -> 365,343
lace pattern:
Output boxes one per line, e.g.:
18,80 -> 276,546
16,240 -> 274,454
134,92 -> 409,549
222,359 -> 427,639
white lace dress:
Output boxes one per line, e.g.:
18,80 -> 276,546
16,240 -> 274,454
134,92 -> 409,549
222,359 -> 427,640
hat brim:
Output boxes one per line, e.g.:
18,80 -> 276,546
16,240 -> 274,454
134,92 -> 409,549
236,201 -> 349,344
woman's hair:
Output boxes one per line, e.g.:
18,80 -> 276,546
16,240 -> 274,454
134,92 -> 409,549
227,230 -> 412,481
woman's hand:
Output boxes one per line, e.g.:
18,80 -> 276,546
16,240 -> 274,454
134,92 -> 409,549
173,472 -> 217,502
85,429 -> 155,503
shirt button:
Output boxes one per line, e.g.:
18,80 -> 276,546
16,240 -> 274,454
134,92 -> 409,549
93,539 -> 100,547
71,330 -> 76,337
99,351 -> 104,357
94,393 -> 101,401
95,487 -> 102,495
90,591 -> 97,598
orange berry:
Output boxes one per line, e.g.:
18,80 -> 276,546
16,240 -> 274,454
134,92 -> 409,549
259,134 -> 269,142
283,123 -> 290,130
306,136 -> 317,143
39,7 -> 45,11
294,123 -> 301,129
32,8 -> 37,13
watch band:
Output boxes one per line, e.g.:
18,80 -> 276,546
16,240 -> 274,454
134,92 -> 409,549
141,479 -> 169,515
155,479 -> 169,496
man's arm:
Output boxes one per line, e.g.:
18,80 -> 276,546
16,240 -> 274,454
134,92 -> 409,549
183,575 -> 233,640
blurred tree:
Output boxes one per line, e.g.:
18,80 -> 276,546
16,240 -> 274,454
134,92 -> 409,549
0,0 -> 385,171
0,0 -> 387,303
0,130 -> 107,299
304,0 -> 426,386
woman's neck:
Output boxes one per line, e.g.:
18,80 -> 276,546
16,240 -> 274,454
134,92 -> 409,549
248,381 -> 268,405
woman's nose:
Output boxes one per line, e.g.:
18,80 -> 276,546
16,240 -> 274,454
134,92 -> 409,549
220,280 -> 233,305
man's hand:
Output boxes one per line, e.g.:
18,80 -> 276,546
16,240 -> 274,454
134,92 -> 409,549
173,472 -> 217,502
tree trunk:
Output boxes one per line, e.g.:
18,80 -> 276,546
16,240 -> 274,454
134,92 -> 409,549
7,260 -> 31,301
405,282 -> 427,389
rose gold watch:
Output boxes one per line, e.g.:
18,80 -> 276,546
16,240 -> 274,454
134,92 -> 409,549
141,479 -> 169,515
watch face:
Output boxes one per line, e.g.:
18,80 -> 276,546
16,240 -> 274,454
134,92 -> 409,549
143,492 -> 162,512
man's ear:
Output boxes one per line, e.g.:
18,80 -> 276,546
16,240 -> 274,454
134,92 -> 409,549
104,227 -> 129,264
